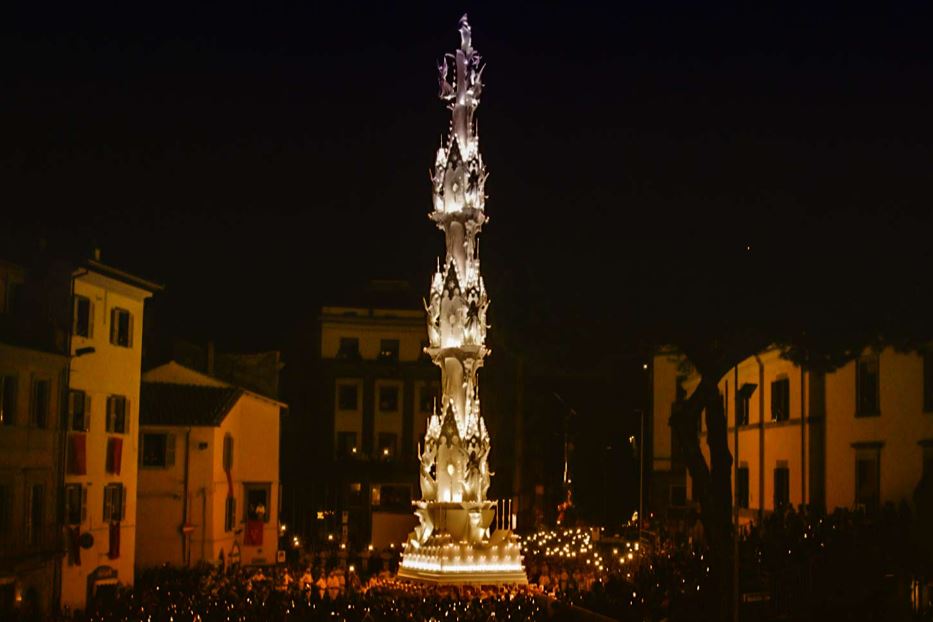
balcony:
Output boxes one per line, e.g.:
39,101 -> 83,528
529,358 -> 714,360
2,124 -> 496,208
0,524 -> 63,562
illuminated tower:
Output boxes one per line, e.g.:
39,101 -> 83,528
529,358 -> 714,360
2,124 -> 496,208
398,15 -> 527,585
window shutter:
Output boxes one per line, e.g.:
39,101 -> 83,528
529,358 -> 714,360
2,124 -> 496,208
81,486 -> 87,523
120,486 -> 127,521
124,397 -> 130,435
103,486 -> 112,522
127,313 -> 134,348
166,434 -> 176,467
110,309 -> 117,344
84,395 -> 92,432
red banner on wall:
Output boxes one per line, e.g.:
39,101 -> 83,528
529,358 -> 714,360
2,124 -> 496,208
68,526 -> 81,566
107,437 -> 123,475
108,521 -> 121,559
244,520 -> 264,546
68,434 -> 87,475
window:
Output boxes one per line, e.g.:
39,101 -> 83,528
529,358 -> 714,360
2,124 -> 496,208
224,496 -> 236,532
141,433 -> 176,468
773,465 -> 790,508
64,484 -> 86,525
771,378 -> 790,422
670,485 -> 687,507
106,396 -> 128,434
69,390 -> 91,431
27,484 -> 44,545
855,448 -> 881,511
337,384 -> 358,411
0,485 -> 9,534
223,435 -> 234,471
922,444 -> 933,482
73,295 -> 92,338
419,385 -> 437,413
735,393 -> 749,427
348,482 -> 363,506
375,484 -> 411,510
923,351 -> 933,413
103,483 -> 126,522
377,432 -> 397,458
378,339 -> 399,363
856,354 -> 880,416
244,483 -> 271,522
336,337 -> 360,360
0,375 -> 16,426
337,431 -> 358,457
736,466 -> 749,509
31,378 -> 50,428
378,386 -> 399,412
6,282 -> 23,316
109,308 -> 132,348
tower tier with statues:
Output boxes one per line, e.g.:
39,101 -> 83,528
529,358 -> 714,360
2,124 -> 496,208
398,15 -> 528,586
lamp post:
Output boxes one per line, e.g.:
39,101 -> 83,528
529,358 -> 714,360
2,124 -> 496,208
553,393 -> 576,524
630,409 -> 645,535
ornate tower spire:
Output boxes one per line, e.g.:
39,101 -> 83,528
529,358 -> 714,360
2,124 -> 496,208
400,15 -> 527,586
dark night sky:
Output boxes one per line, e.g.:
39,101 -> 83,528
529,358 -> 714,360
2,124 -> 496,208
5,1 -> 933,361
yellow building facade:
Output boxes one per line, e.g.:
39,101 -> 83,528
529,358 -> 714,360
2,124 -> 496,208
652,346 -> 933,520
61,260 -> 159,612
137,362 -> 284,568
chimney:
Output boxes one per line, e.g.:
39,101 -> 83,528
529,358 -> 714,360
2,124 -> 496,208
206,341 -> 215,376
93,247 -> 101,261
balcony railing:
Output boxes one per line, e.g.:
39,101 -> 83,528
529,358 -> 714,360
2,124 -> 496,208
0,524 -> 63,560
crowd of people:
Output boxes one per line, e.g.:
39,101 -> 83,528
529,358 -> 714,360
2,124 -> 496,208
43,503 -> 929,621
522,504 -> 932,621
73,564 -> 547,622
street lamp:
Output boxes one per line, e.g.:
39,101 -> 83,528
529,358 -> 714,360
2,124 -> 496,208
553,393 -> 576,525
631,410 -> 645,536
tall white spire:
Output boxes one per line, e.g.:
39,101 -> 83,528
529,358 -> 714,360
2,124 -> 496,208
400,16 -> 527,586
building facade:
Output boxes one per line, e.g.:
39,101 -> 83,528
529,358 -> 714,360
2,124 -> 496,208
318,281 -> 438,549
61,258 -> 159,612
651,346 -> 933,521
137,362 -> 284,568
0,259 -> 69,619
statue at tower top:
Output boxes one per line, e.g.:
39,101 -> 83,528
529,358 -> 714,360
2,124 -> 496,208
432,13 -> 487,216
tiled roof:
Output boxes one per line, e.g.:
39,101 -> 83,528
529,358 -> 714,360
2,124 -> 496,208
140,382 -> 243,427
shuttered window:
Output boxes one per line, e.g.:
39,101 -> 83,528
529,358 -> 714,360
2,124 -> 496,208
103,483 -> 126,522
141,433 -> 176,468
109,308 -> 133,348
0,375 -> 17,426
64,484 -> 87,525
69,390 -> 91,431
106,396 -> 128,434
771,378 -> 790,421
74,295 -> 93,338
